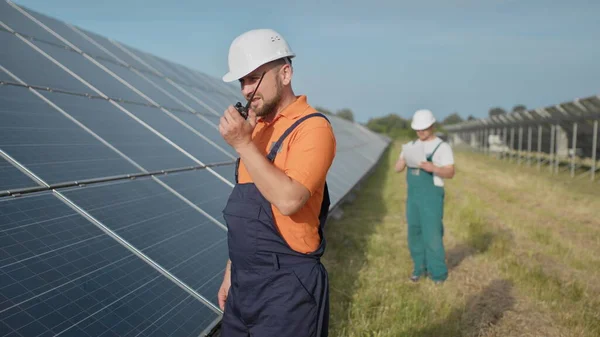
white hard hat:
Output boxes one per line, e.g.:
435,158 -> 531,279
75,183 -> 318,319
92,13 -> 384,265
222,28 -> 296,83
411,109 -> 436,130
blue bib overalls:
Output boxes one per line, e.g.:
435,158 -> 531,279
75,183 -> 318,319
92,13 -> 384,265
221,113 -> 331,337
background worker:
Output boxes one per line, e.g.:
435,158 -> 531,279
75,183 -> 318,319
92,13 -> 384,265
395,109 -> 455,284
217,28 -> 337,336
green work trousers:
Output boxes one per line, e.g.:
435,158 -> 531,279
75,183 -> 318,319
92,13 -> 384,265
406,166 -> 448,282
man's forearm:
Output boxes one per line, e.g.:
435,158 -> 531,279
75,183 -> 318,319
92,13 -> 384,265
236,142 -> 303,213
395,158 -> 406,172
433,165 -> 455,178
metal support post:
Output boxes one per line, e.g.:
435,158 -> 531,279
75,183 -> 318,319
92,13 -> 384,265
510,127 -> 515,162
571,122 -> 578,178
537,125 -> 542,170
485,129 -> 489,155
554,124 -> 560,175
592,120 -> 598,181
549,125 -> 555,173
503,127 -> 508,160
481,129 -> 484,153
518,127 -> 523,165
527,126 -> 532,166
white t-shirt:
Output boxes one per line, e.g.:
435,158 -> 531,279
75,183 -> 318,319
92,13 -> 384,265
400,137 -> 454,187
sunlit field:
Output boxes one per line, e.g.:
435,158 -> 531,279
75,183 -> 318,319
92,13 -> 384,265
322,139 -> 600,337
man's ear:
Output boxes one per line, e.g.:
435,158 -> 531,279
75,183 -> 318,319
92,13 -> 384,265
280,63 -> 293,86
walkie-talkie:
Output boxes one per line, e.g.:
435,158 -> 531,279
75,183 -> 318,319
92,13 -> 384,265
234,72 -> 266,119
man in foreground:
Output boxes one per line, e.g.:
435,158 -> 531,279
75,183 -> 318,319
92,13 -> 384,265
395,109 -> 455,284
217,28 -> 336,336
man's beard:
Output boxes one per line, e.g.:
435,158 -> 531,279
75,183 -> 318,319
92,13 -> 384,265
253,79 -> 283,117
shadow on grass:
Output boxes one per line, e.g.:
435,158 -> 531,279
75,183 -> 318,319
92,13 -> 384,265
446,208 -> 512,271
446,229 -> 495,271
322,145 -> 392,334
406,279 -> 515,337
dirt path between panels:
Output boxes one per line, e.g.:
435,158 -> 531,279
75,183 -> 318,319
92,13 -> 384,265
322,140 -> 600,337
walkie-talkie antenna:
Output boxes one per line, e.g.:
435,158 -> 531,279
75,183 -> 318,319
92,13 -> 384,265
245,72 -> 265,111
235,71 -> 266,119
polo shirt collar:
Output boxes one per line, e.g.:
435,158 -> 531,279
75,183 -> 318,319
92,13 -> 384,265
279,95 -> 310,120
258,95 -> 310,123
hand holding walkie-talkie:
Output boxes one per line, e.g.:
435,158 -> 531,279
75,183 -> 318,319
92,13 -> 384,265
234,72 -> 266,119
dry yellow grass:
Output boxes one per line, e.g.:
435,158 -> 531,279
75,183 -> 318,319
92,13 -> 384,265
322,140 -> 600,337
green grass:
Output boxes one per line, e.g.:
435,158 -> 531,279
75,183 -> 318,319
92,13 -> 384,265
321,140 -> 600,337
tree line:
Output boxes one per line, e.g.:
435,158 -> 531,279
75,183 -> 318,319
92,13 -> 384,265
316,104 -> 528,139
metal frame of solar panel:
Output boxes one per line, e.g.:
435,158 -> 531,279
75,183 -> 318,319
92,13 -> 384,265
0,1 -> 390,336
444,95 -> 599,180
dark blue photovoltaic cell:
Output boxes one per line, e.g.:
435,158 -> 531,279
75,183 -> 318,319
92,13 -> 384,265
50,27 -> 205,114
15,7 -> 127,67
76,28 -> 153,73
161,61 -> 235,101
32,43 -> 146,103
167,110 -> 236,158
187,86 -> 233,115
0,6 -> 143,103
0,68 -> 12,82
152,75 -> 228,120
0,193 -> 218,337
325,173 -> 348,196
6,4 -> 225,130
0,30 -> 198,173
126,50 -> 191,88
94,59 -> 191,109
120,51 -> 229,121
158,169 -> 232,225
34,92 -> 196,172
117,102 -> 233,165
191,85 -> 229,108
17,9 -> 136,71
125,50 -> 235,112
328,156 -> 359,192
210,164 -> 237,185
191,69 -> 243,98
0,156 -> 37,193
0,85 -> 141,184
0,29 -> 92,94
326,181 -> 345,205
84,37 -> 229,123
61,178 -> 229,307
0,1 -> 58,42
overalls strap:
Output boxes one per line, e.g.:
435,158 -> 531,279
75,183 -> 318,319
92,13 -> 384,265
234,113 -> 330,183
265,112 -> 332,231
267,112 -> 330,162
427,141 -> 444,161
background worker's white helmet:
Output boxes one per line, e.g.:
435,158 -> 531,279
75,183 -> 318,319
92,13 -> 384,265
411,109 -> 436,130
222,28 -> 296,83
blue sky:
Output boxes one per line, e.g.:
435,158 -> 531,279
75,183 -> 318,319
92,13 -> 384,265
12,0 -> 600,123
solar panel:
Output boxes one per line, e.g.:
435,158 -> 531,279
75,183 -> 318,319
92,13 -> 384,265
0,1 -> 390,335
156,169 -> 233,226
60,179 -> 227,306
30,92 -> 199,172
581,96 -> 600,115
0,26 -> 89,94
0,85 -> 141,184
0,193 -> 219,337
0,156 -> 38,193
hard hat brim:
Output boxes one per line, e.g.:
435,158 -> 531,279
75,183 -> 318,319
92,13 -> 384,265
221,53 -> 296,83
222,71 -> 242,83
411,121 -> 435,130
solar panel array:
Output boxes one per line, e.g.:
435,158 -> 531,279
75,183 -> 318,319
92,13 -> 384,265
444,95 -> 600,158
0,1 -> 390,336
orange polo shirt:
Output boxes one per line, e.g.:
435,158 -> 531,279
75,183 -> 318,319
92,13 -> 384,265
237,95 -> 336,254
